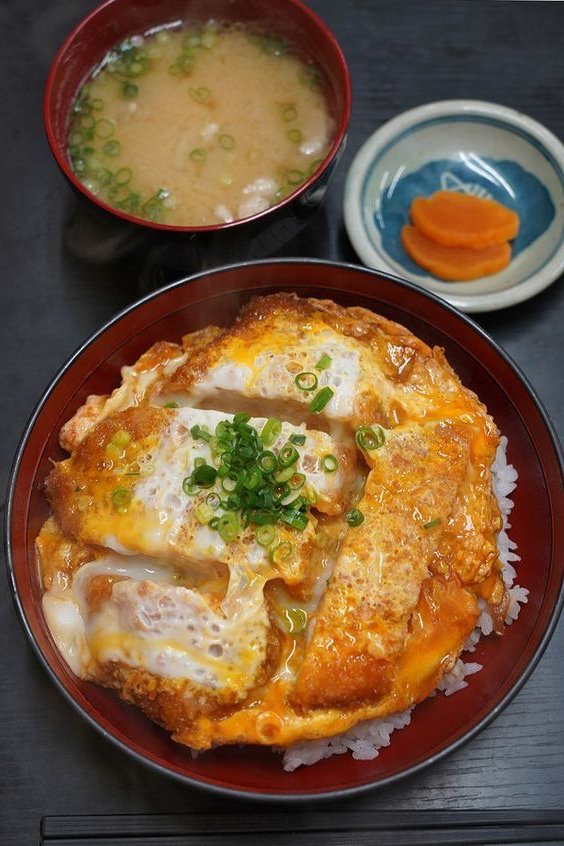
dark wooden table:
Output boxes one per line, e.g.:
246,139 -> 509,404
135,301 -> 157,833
1,1 -> 563,842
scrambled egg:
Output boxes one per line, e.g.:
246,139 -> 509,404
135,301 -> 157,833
37,294 -> 506,749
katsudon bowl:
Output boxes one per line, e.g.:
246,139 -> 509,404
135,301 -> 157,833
43,0 -> 351,267
6,260 -> 564,798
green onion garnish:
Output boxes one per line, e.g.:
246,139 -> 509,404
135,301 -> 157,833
91,98 -> 104,111
284,607 -> 307,634
295,371 -> 318,392
289,433 -> 306,446
191,463 -> 217,488
95,119 -> 115,139
219,134 -> 235,150
287,472 -> 306,491
206,492 -> 221,510
195,502 -> 215,524
355,425 -> 386,451
270,541 -> 293,564
189,148 -> 207,162
423,518 -> 441,530
103,139 -> 121,157
261,417 -> 282,447
96,167 -> 113,186
111,430 -> 131,448
111,487 -> 132,510
281,509 -> 308,530
287,128 -> 303,143
122,82 -> 138,98
256,525 -> 276,547
190,424 -> 211,443
321,454 -> 338,473
346,508 -> 365,527
282,106 -> 297,122
315,353 -> 332,370
164,401 -> 180,409
287,169 -> 304,185
309,386 -> 334,414
278,444 -> 299,468
190,87 -> 211,103
218,512 -> 240,542
182,476 -> 196,496
115,167 -> 132,186
258,451 -> 277,473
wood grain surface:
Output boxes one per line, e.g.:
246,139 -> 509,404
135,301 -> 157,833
1,1 -> 563,843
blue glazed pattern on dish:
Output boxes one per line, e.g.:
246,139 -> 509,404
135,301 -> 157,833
375,158 -> 556,277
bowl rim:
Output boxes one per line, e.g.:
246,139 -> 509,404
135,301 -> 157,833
343,99 -> 564,313
43,0 -> 352,234
5,257 -> 564,800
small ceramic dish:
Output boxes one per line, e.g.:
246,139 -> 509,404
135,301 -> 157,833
344,100 -> 564,312
5,259 -> 564,799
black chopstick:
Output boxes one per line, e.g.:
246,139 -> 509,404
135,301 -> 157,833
41,810 -> 564,844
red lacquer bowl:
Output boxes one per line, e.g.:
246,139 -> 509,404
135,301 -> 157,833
6,260 -> 564,799
43,0 -> 351,244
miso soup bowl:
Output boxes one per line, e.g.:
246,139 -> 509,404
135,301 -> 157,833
44,0 -> 351,266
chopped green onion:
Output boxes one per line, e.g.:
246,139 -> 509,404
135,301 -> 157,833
115,167 -> 132,186
308,158 -> 323,176
287,169 -> 304,185
80,114 -> 95,130
309,386 -> 334,414
315,353 -> 332,370
189,147 -> 207,162
201,30 -> 217,49
289,433 -> 306,446
194,457 -> 206,468
122,82 -> 138,98
346,508 -> 365,527
261,417 -> 282,447
278,444 -> 299,468
315,530 -> 329,548
221,477 -> 237,493
284,607 -> 307,634
82,146 -> 95,157
294,371 -> 318,392
195,502 -> 215,524
242,467 -> 263,491
218,512 -> 240,542
192,464 -> 217,488
111,487 -> 132,510
233,412 -> 250,424
219,134 -> 235,150
190,86 -> 211,103
96,167 -> 113,186
281,509 -> 309,531
355,425 -> 386,451
182,477 -> 196,496
288,472 -> 306,491
287,128 -> 303,144
103,139 -> 121,157
423,518 -> 442,530
91,97 -> 104,111
206,492 -> 221,510
282,106 -> 297,122
95,119 -> 115,139
164,401 -> 180,408
190,424 -> 211,443
258,451 -> 277,473
256,525 -> 276,547
298,66 -> 321,88
111,429 -> 131,448
321,454 -> 338,473
270,541 -> 293,564
275,466 -> 295,484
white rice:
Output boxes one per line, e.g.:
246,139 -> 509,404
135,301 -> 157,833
282,435 -> 529,771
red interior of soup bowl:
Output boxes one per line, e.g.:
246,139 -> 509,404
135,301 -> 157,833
43,0 -> 351,233
6,260 -> 564,798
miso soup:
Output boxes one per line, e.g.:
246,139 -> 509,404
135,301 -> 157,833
67,22 -> 335,226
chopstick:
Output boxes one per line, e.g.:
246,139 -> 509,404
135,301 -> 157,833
41,810 -> 564,844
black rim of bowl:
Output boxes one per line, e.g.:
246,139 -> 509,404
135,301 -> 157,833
5,257 -> 564,801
